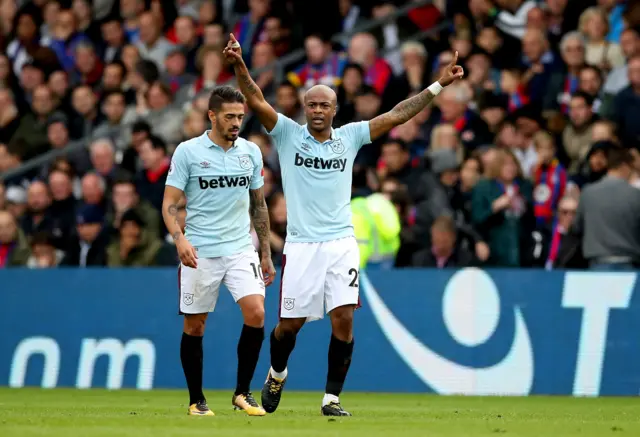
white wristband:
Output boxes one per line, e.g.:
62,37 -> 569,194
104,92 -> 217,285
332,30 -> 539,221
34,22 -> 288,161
427,81 -> 443,96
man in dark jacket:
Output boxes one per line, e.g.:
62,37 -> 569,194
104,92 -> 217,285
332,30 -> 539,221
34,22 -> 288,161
61,204 -> 109,267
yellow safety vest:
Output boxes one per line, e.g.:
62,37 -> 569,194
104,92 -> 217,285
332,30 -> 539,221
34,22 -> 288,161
351,194 -> 401,268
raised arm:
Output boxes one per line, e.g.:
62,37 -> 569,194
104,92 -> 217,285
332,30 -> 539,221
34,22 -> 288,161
223,33 -> 278,132
249,186 -> 276,285
369,51 -> 465,141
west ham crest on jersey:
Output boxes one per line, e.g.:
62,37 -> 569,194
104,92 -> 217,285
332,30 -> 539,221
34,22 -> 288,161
239,155 -> 252,169
330,139 -> 345,155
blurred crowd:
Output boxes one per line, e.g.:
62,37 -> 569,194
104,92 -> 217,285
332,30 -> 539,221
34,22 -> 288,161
1,0 -> 640,270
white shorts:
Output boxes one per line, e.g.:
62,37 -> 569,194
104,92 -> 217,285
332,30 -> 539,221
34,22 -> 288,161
279,236 -> 360,322
178,249 -> 265,315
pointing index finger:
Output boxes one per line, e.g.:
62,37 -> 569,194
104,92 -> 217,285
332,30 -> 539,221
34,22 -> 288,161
451,51 -> 458,67
230,33 -> 237,43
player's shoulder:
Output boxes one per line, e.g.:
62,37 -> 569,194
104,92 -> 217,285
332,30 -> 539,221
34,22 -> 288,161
174,133 -> 206,155
334,120 -> 368,137
235,137 -> 263,161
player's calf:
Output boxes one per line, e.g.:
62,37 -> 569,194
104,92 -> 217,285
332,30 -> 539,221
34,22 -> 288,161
234,295 -> 266,416
322,305 -> 356,416
181,314 -> 211,414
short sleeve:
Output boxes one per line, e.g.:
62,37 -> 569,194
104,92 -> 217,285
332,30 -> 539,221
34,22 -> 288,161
339,121 -> 372,151
165,144 -> 190,191
250,146 -> 264,190
267,113 -> 299,152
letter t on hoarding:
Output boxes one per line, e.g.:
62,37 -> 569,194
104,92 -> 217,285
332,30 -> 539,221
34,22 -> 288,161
562,272 -> 635,396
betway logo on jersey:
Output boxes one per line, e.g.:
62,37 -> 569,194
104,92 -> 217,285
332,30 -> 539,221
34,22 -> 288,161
294,153 -> 347,172
199,176 -> 252,189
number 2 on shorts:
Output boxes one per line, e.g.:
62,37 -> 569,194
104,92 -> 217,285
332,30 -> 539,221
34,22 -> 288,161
348,268 -> 359,288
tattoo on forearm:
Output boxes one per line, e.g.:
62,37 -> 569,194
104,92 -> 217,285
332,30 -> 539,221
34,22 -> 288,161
167,203 -> 181,241
238,71 -> 258,96
391,89 -> 436,124
249,188 -> 271,256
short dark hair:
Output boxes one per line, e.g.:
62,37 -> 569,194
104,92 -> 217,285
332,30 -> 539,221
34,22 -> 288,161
113,173 -> 136,188
208,86 -> 246,111
146,134 -> 167,155
571,90 -> 594,107
607,146 -> 634,170
30,231 -> 54,248
131,120 -> 151,134
102,89 -> 126,102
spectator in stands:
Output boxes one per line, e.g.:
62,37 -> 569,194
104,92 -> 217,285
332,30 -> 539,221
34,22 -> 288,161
610,54 -> 640,148
26,231 -> 65,268
288,34 -> 347,91
93,90 -> 135,150
107,176 -> 161,238
250,41 -> 277,97
5,185 -> 26,220
61,202 -> 109,267
163,48 -> 196,97
274,81 -> 305,125
546,195 -> 581,269
544,31 -> 585,116
173,16 -> 201,74
49,8 -> 88,72
0,88 -> 20,145
531,131 -> 567,229
233,0 -> 271,66
140,81 -> 184,144
602,26 -> 640,105
6,6 -> 44,76
89,139 -> 118,188
347,32 -> 392,95
120,120 -> 151,175
572,147 -> 640,270
81,172 -> 108,213
71,41 -> 104,88
106,208 -> 175,266
21,180 -> 51,238
136,134 -> 170,212
70,84 -> 102,139
0,181 -> 5,210
563,91 -> 596,172
578,65 -> 604,112
12,84 -> 56,159
137,11 -> 174,71
472,148 -> 535,267
0,209 -> 29,267
101,14 -> 129,63
411,215 -> 476,268
579,6 -> 625,71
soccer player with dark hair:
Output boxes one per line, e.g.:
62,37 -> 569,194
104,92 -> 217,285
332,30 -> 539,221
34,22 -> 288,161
225,34 -> 464,416
163,85 -> 276,417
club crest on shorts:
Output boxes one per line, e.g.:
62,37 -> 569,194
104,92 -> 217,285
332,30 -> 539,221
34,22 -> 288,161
283,298 -> 295,311
183,293 -> 194,306
239,155 -> 252,169
330,139 -> 345,155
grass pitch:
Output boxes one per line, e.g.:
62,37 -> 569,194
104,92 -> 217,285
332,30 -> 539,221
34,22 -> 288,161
1,388 -> 639,436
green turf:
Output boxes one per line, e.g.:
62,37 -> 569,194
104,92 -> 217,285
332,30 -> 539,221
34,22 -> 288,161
0,388 -> 639,436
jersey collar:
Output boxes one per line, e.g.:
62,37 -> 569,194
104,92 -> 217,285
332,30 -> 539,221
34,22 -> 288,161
303,125 -> 335,144
203,130 -> 239,149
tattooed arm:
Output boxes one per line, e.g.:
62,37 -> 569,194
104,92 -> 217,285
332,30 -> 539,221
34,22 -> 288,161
250,186 -> 276,285
163,186 -> 197,267
369,89 -> 439,141
224,34 -> 278,132
369,51 -> 465,141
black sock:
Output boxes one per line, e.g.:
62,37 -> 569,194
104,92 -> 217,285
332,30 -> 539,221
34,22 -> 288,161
181,332 -> 205,405
325,335 -> 354,396
235,325 -> 265,395
270,328 -> 296,373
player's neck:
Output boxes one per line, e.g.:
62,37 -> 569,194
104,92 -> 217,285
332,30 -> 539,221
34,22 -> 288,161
208,130 -> 234,151
309,128 -> 332,144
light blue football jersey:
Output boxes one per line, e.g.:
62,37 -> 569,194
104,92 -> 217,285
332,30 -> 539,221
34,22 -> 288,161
166,131 -> 264,258
268,113 -> 371,243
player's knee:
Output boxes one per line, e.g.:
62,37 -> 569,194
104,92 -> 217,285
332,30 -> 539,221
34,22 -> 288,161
243,305 -> 265,328
330,306 -> 354,337
278,318 -> 304,337
183,315 -> 206,336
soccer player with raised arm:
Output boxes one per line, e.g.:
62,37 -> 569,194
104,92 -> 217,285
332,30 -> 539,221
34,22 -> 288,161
224,34 -> 464,416
163,85 -> 276,417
